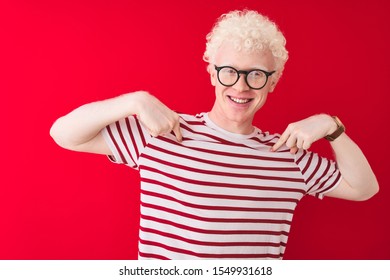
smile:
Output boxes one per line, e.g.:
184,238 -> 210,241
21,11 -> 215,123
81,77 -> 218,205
228,96 -> 253,104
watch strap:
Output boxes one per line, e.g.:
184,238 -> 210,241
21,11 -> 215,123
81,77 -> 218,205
324,116 -> 345,141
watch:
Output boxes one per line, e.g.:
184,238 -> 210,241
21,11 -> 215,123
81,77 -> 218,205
324,116 -> 345,141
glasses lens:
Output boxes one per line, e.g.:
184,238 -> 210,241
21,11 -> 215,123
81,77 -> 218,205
247,70 -> 267,89
218,67 -> 238,86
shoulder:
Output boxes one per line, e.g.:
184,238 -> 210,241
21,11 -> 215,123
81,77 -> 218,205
252,130 -> 283,148
178,112 -> 206,122
177,113 -> 208,128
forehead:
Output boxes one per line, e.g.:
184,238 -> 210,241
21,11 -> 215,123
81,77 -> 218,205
214,42 -> 275,71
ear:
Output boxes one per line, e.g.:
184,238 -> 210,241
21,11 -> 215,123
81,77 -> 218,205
268,75 -> 279,93
269,80 -> 277,92
207,64 -> 217,86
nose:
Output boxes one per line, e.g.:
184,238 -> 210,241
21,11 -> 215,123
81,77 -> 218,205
232,74 -> 250,92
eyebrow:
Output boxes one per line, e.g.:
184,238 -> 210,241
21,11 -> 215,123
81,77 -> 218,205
220,64 -> 271,71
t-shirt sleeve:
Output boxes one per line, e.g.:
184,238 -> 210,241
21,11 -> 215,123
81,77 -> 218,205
295,149 -> 342,199
101,115 -> 151,169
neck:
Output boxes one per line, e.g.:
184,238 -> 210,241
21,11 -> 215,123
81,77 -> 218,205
208,106 -> 255,135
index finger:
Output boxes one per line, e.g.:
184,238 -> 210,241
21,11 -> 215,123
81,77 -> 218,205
271,130 -> 290,152
172,120 -> 183,142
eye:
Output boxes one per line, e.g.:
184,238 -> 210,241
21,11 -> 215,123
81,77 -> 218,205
221,68 -> 237,75
250,70 -> 265,78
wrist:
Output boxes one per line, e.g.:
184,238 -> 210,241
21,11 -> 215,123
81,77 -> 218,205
323,114 -> 338,135
122,90 -> 150,116
324,115 -> 345,141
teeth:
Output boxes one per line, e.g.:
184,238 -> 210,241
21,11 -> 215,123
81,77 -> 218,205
229,96 -> 251,104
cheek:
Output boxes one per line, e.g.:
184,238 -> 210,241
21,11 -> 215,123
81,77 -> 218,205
254,93 -> 268,107
215,85 -> 225,100
210,72 -> 217,86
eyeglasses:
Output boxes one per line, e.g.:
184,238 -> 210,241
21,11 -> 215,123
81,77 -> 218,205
214,65 -> 275,90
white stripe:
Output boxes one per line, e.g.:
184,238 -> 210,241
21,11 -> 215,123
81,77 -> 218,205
101,128 -> 123,164
139,230 -> 284,256
141,169 -> 305,198
141,206 -> 291,233
142,182 -> 297,210
108,122 -> 136,165
142,146 -> 303,178
102,113 -> 341,259
152,137 -> 295,166
141,194 -> 294,220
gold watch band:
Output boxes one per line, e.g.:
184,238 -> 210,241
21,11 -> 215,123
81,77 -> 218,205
324,116 -> 345,141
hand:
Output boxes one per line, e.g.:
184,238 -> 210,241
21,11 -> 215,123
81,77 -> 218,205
271,114 -> 337,153
135,92 -> 183,142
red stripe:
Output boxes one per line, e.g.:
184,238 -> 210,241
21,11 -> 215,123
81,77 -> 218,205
125,117 -> 139,159
142,177 -> 300,203
158,136 -> 294,163
301,152 -> 314,175
141,202 -> 293,225
296,150 -> 307,165
313,169 -> 340,197
307,160 -> 331,193
134,115 -> 147,147
249,134 -> 279,146
141,165 -> 306,194
143,153 -> 302,183
149,142 -> 297,172
184,120 -> 206,126
305,156 -> 322,184
141,214 -> 289,236
142,189 -> 294,213
138,252 -> 170,260
180,123 -> 247,148
139,239 -> 283,259
106,125 -> 128,164
316,171 -> 342,197
116,121 -> 136,166
140,226 -> 287,248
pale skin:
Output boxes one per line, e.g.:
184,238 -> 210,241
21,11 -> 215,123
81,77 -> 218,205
50,43 -> 379,201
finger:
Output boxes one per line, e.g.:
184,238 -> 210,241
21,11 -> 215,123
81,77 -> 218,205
290,146 -> 299,154
148,130 -> 159,138
302,140 -> 312,150
172,120 -> 183,142
285,134 -> 297,149
296,137 -> 304,149
271,130 -> 290,152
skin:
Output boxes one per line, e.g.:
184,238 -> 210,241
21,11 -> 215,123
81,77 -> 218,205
50,91 -> 182,156
50,41 -> 379,201
207,43 -> 277,135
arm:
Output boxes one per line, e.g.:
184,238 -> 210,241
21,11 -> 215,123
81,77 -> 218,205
50,91 -> 182,155
324,132 -> 378,201
271,114 -> 379,201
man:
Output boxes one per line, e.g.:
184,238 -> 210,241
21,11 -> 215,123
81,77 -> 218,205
50,10 -> 378,259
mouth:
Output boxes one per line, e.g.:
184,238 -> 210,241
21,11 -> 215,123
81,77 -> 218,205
228,96 -> 253,104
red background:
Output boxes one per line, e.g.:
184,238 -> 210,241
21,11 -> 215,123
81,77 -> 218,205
1,0 -> 389,259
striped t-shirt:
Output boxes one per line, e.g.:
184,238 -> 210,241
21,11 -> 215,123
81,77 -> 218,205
102,113 -> 341,259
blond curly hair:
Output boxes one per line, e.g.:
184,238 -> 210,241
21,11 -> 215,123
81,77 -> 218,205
203,10 -> 288,79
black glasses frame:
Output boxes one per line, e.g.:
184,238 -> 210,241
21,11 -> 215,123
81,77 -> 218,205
214,65 -> 275,90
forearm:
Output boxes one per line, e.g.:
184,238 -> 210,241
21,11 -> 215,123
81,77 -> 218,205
330,133 -> 379,199
50,91 -> 147,150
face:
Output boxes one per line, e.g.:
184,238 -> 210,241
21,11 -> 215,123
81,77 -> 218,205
209,43 -> 277,133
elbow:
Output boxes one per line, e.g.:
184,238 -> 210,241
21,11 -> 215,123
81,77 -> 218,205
50,118 -> 73,150
356,181 -> 380,201
368,181 -> 380,199
50,120 -> 60,145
